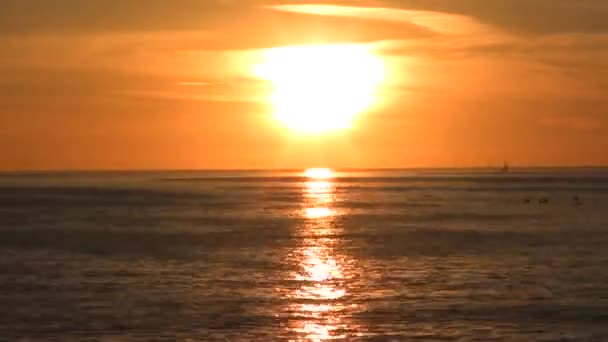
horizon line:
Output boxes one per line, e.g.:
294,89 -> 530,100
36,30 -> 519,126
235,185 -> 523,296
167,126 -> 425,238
1,165 -> 608,174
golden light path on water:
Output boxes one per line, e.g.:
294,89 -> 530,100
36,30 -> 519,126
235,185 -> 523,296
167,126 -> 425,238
304,168 -> 334,180
285,168 -> 355,341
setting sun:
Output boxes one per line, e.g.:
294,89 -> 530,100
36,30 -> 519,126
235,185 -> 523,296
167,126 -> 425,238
254,44 -> 385,134
304,168 -> 334,179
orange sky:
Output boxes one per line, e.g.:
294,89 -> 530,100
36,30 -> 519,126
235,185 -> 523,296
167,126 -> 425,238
1,0 -> 607,170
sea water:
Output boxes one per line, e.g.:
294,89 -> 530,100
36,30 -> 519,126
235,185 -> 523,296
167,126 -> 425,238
1,169 -> 607,340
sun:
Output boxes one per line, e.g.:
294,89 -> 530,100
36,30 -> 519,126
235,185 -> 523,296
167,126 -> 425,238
304,167 -> 333,179
253,44 -> 385,134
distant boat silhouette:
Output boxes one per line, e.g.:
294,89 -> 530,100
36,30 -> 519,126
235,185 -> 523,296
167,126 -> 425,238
501,161 -> 509,173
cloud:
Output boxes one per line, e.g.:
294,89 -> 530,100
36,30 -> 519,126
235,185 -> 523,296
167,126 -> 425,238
3,0 -> 608,39
0,0 -> 253,34
0,64 -> 268,110
541,115 -> 603,131
381,0 -> 608,35
266,4 -> 496,36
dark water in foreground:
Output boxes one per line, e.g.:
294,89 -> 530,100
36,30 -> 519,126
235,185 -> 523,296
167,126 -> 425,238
1,169 -> 608,341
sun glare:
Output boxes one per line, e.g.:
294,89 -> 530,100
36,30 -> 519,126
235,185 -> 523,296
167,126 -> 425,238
305,168 -> 333,179
254,44 -> 385,134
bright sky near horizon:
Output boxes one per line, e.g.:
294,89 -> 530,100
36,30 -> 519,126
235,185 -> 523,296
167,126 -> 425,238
1,0 -> 607,170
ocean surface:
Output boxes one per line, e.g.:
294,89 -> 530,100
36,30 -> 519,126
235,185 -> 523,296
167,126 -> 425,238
1,168 -> 608,341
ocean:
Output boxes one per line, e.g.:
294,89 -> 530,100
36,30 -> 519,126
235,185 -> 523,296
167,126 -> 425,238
1,169 -> 607,341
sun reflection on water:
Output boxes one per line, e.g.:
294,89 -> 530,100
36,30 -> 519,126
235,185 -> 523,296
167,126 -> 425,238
304,168 -> 333,180
305,181 -> 333,205
303,207 -> 333,219
306,181 -> 332,195
299,249 -> 342,282
285,168 -> 353,341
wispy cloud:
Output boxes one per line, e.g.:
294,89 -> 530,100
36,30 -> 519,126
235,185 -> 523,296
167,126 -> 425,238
178,81 -> 215,86
265,4 -> 496,36
541,115 -> 602,131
